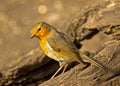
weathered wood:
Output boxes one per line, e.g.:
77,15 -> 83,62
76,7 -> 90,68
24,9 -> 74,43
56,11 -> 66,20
0,0 -> 120,86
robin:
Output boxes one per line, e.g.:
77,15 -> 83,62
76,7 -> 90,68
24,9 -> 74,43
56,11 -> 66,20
30,22 -> 105,79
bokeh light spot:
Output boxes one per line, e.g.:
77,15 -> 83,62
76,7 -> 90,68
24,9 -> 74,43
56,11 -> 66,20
38,5 -> 47,14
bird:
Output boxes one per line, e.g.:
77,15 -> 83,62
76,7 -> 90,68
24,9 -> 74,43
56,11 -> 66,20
30,22 -> 105,79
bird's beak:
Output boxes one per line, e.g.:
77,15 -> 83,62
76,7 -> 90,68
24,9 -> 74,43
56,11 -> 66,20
30,35 -> 35,39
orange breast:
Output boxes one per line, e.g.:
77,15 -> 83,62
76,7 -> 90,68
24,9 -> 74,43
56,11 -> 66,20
39,38 -> 48,55
38,27 -> 51,55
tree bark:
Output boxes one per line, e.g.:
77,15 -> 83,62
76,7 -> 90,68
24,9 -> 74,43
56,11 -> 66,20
0,0 -> 120,86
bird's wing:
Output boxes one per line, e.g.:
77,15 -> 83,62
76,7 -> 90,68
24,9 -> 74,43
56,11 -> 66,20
47,32 -> 106,70
47,32 -> 79,61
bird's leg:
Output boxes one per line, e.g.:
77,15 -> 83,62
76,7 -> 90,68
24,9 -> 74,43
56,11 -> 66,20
62,64 -> 68,74
51,66 -> 63,79
51,62 -> 66,79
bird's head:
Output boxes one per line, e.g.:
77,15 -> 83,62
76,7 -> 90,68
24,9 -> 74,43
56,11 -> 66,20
30,22 -> 52,40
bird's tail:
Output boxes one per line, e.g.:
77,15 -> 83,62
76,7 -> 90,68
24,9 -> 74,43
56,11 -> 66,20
79,52 -> 106,71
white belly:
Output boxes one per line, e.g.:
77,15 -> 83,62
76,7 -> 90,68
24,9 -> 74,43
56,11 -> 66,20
46,41 -> 62,61
46,41 -> 74,63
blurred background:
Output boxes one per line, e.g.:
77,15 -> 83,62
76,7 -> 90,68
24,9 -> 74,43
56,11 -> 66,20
0,0 -> 103,71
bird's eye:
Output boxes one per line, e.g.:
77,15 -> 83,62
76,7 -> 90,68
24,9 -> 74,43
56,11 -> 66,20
37,27 -> 41,32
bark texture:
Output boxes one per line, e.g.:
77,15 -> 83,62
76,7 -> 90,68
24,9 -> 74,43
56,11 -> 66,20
0,0 -> 120,86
